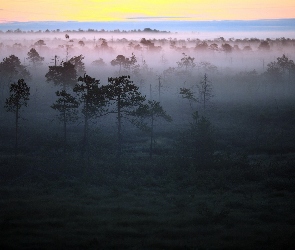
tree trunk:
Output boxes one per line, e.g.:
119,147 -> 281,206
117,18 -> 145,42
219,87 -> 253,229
117,96 -> 122,159
15,106 -> 19,156
82,99 -> 89,157
149,113 -> 154,159
63,106 -> 67,154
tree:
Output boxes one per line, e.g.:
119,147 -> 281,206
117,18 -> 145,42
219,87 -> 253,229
132,100 -> 172,159
180,87 -> 198,109
195,41 -> 208,51
102,75 -> 145,158
288,61 -> 295,81
0,55 -> 31,98
34,39 -> 46,47
140,38 -> 161,51
74,74 -> 107,157
276,54 -> 295,79
258,41 -> 270,51
110,55 -> 126,73
91,58 -> 106,67
100,38 -> 110,51
222,43 -> 232,53
45,61 -> 77,90
208,43 -> 219,51
176,53 -> 196,73
199,61 -> 218,74
243,45 -> 252,52
4,79 -> 30,156
78,40 -> 85,47
68,55 -> 85,76
0,55 -> 31,90
27,48 -> 44,68
265,61 -> 283,81
277,54 -> 290,73
51,90 -> 79,153
110,54 -> 138,74
198,74 -> 213,110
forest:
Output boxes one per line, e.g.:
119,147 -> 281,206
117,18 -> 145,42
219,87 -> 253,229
0,31 -> 295,249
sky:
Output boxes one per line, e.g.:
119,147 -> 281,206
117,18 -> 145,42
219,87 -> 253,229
1,0 -> 295,23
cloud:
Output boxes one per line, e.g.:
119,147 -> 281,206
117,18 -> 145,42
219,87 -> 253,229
126,16 -> 191,20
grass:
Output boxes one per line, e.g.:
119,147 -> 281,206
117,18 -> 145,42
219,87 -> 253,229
1,159 -> 295,249
1,98 -> 295,249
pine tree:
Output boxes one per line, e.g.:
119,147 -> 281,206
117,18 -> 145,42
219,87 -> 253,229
27,48 -> 44,68
132,100 -> 172,159
103,75 -> 145,158
74,74 -> 107,157
4,79 -> 30,156
51,90 -> 79,153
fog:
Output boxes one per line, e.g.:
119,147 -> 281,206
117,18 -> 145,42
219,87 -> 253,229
1,30 -> 295,249
1,31 -> 295,145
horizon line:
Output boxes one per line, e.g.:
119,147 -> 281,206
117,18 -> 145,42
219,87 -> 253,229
1,18 -> 295,24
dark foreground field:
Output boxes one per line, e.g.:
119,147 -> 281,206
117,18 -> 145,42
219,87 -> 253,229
1,98 -> 295,249
0,154 -> 295,250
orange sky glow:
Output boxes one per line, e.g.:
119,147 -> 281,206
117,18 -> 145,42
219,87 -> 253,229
1,0 -> 295,23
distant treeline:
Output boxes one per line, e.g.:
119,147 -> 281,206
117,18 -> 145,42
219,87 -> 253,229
0,27 -> 171,34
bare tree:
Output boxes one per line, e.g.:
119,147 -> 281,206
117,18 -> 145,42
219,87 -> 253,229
198,74 -> 213,110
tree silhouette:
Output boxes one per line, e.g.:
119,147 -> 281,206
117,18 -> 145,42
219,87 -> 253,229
45,61 -> 77,90
140,38 -> 161,51
103,75 -> 145,158
111,55 -> 126,73
110,54 -> 137,74
209,43 -> 219,51
4,79 -> 30,156
180,87 -> 198,109
100,38 -> 110,51
91,58 -> 106,67
132,100 -> 172,159
51,90 -> 79,153
34,39 -> 46,47
276,54 -> 295,79
258,41 -> 270,51
27,48 -> 44,68
195,41 -> 208,51
78,41 -> 85,47
265,61 -> 283,81
0,55 -> 31,97
198,74 -> 213,110
176,53 -> 196,73
277,54 -> 290,73
222,43 -> 232,53
74,74 -> 107,157
68,55 -> 85,76
0,55 -> 31,84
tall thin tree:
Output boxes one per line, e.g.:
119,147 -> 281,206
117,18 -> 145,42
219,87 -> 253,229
103,75 -> 145,158
198,74 -> 213,110
132,100 -> 172,159
51,90 -> 79,153
74,74 -> 107,157
4,79 -> 30,156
